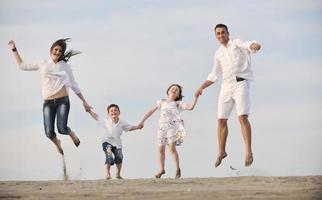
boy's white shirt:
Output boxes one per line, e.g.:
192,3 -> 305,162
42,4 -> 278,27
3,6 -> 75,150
97,115 -> 134,149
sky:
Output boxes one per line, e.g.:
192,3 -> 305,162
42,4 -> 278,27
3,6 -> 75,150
0,0 -> 321,180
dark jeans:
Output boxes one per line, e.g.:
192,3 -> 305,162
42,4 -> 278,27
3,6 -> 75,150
43,96 -> 71,139
102,142 -> 123,165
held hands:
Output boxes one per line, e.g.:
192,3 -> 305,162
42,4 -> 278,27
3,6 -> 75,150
83,102 -> 93,112
195,88 -> 203,98
8,40 -> 16,50
138,122 -> 144,129
250,43 -> 261,52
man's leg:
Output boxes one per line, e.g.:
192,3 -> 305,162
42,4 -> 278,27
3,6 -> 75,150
239,115 -> 253,166
215,118 -> 228,167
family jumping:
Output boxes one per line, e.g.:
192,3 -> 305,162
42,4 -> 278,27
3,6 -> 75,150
8,24 -> 261,179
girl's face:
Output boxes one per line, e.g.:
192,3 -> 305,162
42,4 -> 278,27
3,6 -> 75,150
108,106 -> 120,119
168,85 -> 180,100
50,45 -> 63,63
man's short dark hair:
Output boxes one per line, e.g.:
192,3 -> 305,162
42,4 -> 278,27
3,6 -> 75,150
214,24 -> 229,32
107,104 -> 120,113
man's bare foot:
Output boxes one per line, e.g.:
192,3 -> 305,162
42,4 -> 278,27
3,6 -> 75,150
155,170 -> 165,178
116,175 -> 123,179
215,151 -> 227,167
245,153 -> 253,167
106,175 -> 112,180
175,168 -> 181,179
69,131 -> 80,147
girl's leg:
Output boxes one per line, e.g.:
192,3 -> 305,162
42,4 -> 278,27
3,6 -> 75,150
168,143 -> 181,178
43,101 -> 63,155
105,164 -> 111,180
155,145 -> 166,178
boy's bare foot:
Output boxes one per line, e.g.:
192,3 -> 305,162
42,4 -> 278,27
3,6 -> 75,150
69,131 -> 80,147
245,153 -> 253,167
155,170 -> 165,178
116,175 -> 123,179
175,168 -> 181,179
215,151 -> 227,167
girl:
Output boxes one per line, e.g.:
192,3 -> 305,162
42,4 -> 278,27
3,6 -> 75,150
8,39 -> 92,155
139,84 -> 198,178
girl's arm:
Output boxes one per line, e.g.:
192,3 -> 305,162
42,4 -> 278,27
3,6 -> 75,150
183,96 -> 199,111
139,105 -> 159,127
88,110 -> 99,121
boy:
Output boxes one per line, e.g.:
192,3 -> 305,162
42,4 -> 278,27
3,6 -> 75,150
88,104 -> 142,179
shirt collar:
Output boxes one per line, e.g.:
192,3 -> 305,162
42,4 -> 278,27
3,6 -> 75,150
108,117 -> 121,126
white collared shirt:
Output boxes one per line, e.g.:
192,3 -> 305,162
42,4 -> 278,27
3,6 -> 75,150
207,39 -> 257,84
97,116 -> 134,149
18,59 -> 81,99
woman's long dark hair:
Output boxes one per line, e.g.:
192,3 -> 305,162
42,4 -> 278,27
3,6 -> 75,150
50,38 -> 81,62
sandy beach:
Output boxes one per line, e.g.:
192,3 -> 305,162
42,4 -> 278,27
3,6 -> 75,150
0,176 -> 321,200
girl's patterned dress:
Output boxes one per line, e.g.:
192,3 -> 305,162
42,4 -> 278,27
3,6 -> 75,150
156,99 -> 187,146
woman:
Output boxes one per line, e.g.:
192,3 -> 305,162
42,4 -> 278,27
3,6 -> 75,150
8,38 -> 92,155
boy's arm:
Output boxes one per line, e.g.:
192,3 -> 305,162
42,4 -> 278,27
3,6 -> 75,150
128,124 -> 144,131
88,110 -> 99,121
184,96 -> 199,111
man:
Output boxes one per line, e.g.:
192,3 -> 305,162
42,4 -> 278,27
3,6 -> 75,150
195,24 -> 261,167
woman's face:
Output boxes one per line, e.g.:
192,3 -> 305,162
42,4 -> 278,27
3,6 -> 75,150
168,85 -> 180,100
50,45 -> 63,63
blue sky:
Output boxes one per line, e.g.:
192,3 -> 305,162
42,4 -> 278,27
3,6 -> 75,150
0,0 -> 321,180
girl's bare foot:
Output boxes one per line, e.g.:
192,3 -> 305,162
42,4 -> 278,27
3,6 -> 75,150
69,131 -> 80,147
155,170 -> 165,178
116,175 -> 123,179
215,151 -> 227,167
175,168 -> 181,179
245,152 -> 253,167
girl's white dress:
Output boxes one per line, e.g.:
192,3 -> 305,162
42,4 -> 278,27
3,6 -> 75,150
156,99 -> 187,146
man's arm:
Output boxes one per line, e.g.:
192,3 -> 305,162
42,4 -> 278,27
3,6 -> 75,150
195,80 -> 214,97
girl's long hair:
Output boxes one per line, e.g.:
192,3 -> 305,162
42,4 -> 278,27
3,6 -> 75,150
167,84 -> 184,101
50,38 -> 81,62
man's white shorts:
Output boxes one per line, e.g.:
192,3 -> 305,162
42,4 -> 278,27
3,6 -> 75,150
218,80 -> 250,119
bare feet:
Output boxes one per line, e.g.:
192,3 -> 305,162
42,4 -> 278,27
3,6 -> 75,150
155,170 -> 165,178
105,175 -> 112,180
245,153 -> 253,167
69,131 -> 80,147
116,175 -> 123,179
215,152 -> 227,167
175,168 -> 181,179
51,137 -> 64,155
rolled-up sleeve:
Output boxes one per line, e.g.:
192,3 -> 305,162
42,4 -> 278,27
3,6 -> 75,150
206,54 -> 221,82
18,61 -> 41,71
66,65 -> 81,94
235,39 -> 257,53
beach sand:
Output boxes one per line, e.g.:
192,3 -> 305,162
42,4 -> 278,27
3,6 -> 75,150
1,176 -> 321,200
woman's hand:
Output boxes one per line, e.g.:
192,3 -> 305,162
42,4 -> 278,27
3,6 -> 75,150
8,40 -> 16,50
83,102 -> 92,112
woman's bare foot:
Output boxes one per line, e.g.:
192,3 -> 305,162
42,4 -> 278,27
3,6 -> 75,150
215,151 -> 227,167
51,137 -> 64,155
69,131 -> 80,147
245,152 -> 253,167
175,168 -> 181,179
155,170 -> 165,178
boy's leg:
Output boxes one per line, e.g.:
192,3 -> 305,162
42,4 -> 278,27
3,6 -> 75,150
105,164 -> 111,180
113,148 -> 123,179
168,143 -> 181,178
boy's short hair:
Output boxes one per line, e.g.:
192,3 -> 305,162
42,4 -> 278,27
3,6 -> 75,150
107,104 -> 120,113
214,24 -> 229,32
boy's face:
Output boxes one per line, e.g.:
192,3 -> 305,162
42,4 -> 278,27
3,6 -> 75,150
108,106 -> 120,118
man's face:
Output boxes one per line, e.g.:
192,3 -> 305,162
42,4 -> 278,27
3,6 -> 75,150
215,27 -> 229,45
